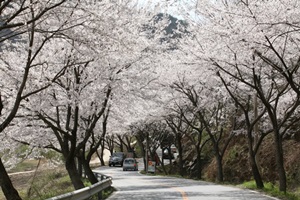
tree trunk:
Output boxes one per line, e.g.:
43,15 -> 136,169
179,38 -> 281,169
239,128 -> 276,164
66,158 -> 85,189
274,131 -> 286,193
100,151 -> 105,166
82,159 -> 98,184
96,148 -> 105,166
160,155 -> 168,175
249,149 -> 264,188
0,158 -> 22,200
76,157 -> 83,177
215,154 -> 223,182
176,136 -> 184,177
196,148 -> 202,180
165,148 -> 172,174
247,131 -> 264,189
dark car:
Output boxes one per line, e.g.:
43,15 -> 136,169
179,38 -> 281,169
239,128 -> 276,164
123,158 -> 138,171
109,152 -> 125,167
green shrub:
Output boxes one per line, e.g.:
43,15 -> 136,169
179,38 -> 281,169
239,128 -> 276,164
241,181 -> 300,200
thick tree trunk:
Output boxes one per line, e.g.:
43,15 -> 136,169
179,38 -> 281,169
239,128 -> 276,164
100,139 -> 106,166
82,160 -> 98,184
160,155 -> 168,175
249,149 -> 264,188
100,148 -> 105,166
0,158 -> 22,200
66,158 -> 85,190
176,136 -> 184,177
76,158 -> 83,177
247,131 -> 264,189
196,148 -> 202,180
215,154 -> 223,182
167,148 -> 173,174
96,149 -> 105,166
274,132 -> 286,193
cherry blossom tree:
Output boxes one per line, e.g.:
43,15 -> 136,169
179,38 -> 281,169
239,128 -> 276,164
5,0 -> 176,190
177,0 -> 300,192
130,119 -> 169,172
170,80 -> 211,180
217,73 -> 271,188
167,77 -> 236,182
0,0 -> 80,199
165,110 -> 189,177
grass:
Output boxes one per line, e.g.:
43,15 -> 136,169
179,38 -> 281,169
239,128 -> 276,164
23,169 -> 74,200
0,166 -> 114,200
240,180 -> 300,200
7,159 -> 40,173
0,168 -> 73,200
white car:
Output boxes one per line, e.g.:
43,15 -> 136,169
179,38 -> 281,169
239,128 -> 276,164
122,158 -> 138,171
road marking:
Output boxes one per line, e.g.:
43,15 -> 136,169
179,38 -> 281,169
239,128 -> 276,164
172,187 -> 189,200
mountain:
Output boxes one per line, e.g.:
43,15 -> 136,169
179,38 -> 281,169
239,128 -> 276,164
142,13 -> 189,47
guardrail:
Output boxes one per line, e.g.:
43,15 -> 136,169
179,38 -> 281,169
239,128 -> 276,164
46,172 -> 112,200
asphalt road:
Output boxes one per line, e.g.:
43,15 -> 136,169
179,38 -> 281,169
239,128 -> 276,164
94,161 -> 278,200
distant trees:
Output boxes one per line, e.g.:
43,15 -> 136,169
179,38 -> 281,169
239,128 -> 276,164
165,111 -> 188,177
130,120 -> 169,172
165,78 -> 237,181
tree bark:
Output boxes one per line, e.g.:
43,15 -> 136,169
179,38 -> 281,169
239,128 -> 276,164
215,154 -> 223,182
247,130 -> 264,189
160,152 -> 168,175
65,158 -> 85,190
82,159 -> 98,184
167,148 -> 173,174
76,158 -> 83,178
196,148 -> 202,180
0,158 -> 22,200
100,140 -> 106,166
249,152 -> 264,189
176,135 -> 184,177
274,131 -> 287,193
96,149 -> 105,166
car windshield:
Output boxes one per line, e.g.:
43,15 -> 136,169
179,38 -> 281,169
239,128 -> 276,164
124,159 -> 134,164
112,152 -> 124,157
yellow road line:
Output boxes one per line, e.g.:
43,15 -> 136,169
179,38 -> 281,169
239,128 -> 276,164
172,187 -> 189,200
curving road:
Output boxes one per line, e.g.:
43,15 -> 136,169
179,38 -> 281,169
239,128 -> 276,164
94,161 -> 278,200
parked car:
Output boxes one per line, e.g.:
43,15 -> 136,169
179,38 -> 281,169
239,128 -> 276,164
109,152 -> 125,167
162,149 -> 174,159
123,158 -> 138,171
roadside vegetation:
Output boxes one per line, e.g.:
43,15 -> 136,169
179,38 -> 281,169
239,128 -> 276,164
0,165 -> 73,200
139,135 -> 300,200
141,160 -> 300,200
0,159 -> 113,200
240,181 -> 300,200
